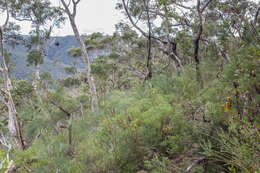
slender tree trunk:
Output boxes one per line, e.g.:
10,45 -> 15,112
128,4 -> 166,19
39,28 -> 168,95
67,119 -> 73,156
35,63 -> 40,81
194,33 -> 203,88
0,28 -> 25,150
33,25 -> 41,91
146,31 -> 152,80
193,0 -> 213,88
68,16 -> 98,111
194,0 -> 204,89
144,0 -> 152,80
7,102 -> 16,135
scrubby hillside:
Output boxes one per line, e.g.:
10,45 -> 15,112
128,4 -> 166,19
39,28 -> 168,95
0,0 -> 259,173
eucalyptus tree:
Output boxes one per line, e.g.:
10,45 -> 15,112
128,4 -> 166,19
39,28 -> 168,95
216,0 -> 260,45
84,32 -> 105,59
155,0 -> 212,84
120,0 -> 154,79
0,0 -> 25,150
118,0 -> 184,76
59,0 -> 98,112
192,0 -> 213,88
11,0 -> 65,90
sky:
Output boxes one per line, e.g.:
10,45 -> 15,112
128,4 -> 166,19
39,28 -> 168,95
18,0 -> 124,36
1,0 -> 259,36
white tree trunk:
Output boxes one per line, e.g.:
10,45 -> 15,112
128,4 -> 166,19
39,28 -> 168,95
69,16 -> 98,111
0,28 -> 25,150
33,25 -> 41,91
60,0 -> 98,111
35,63 -> 40,81
7,103 -> 16,135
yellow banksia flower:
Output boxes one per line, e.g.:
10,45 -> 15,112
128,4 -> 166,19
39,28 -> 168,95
225,102 -> 231,110
162,127 -> 169,134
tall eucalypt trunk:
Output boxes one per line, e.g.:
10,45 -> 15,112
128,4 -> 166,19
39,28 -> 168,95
33,25 -> 41,91
60,0 -> 98,112
193,0 -> 213,89
34,27 -> 52,91
0,1 -> 25,150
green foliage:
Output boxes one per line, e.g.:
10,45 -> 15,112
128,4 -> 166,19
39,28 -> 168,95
91,56 -> 116,80
11,80 -> 34,106
60,76 -> 81,88
27,49 -> 44,66
13,80 -> 34,97
1,1 -> 260,173
0,150 -> 13,172
67,46 -> 81,58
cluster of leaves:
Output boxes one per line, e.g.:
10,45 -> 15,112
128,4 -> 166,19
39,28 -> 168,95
0,0 -> 259,173
7,42 -> 259,172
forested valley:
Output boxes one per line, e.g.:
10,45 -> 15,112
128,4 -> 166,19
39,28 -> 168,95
0,0 -> 259,172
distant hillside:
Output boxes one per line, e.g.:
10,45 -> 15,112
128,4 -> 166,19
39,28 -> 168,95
6,35 -> 103,80
46,36 -> 103,66
46,36 -> 80,66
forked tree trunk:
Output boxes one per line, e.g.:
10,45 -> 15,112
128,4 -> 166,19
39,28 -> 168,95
163,4 -> 183,75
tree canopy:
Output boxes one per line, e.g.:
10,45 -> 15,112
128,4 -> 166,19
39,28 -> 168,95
0,0 -> 259,172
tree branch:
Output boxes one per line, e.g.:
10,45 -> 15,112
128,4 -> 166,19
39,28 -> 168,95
122,0 -> 147,37
174,2 -> 193,10
201,0 -> 213,13
186,156 -> 206,172
72,0 -> 80,18
254,6 -> 260,26
49,100 -> 71,117
60,0 -> 73,17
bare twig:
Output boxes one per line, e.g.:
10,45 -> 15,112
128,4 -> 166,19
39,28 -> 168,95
201,0 -> 213,13
186,156 -> 206,172
49,100 -> 71,117
174,2 -> 193,10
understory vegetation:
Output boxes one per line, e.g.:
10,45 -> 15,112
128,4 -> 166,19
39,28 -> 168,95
0,0 -> 260,173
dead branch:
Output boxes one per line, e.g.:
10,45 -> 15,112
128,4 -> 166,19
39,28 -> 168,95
186,156 -> 206,172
